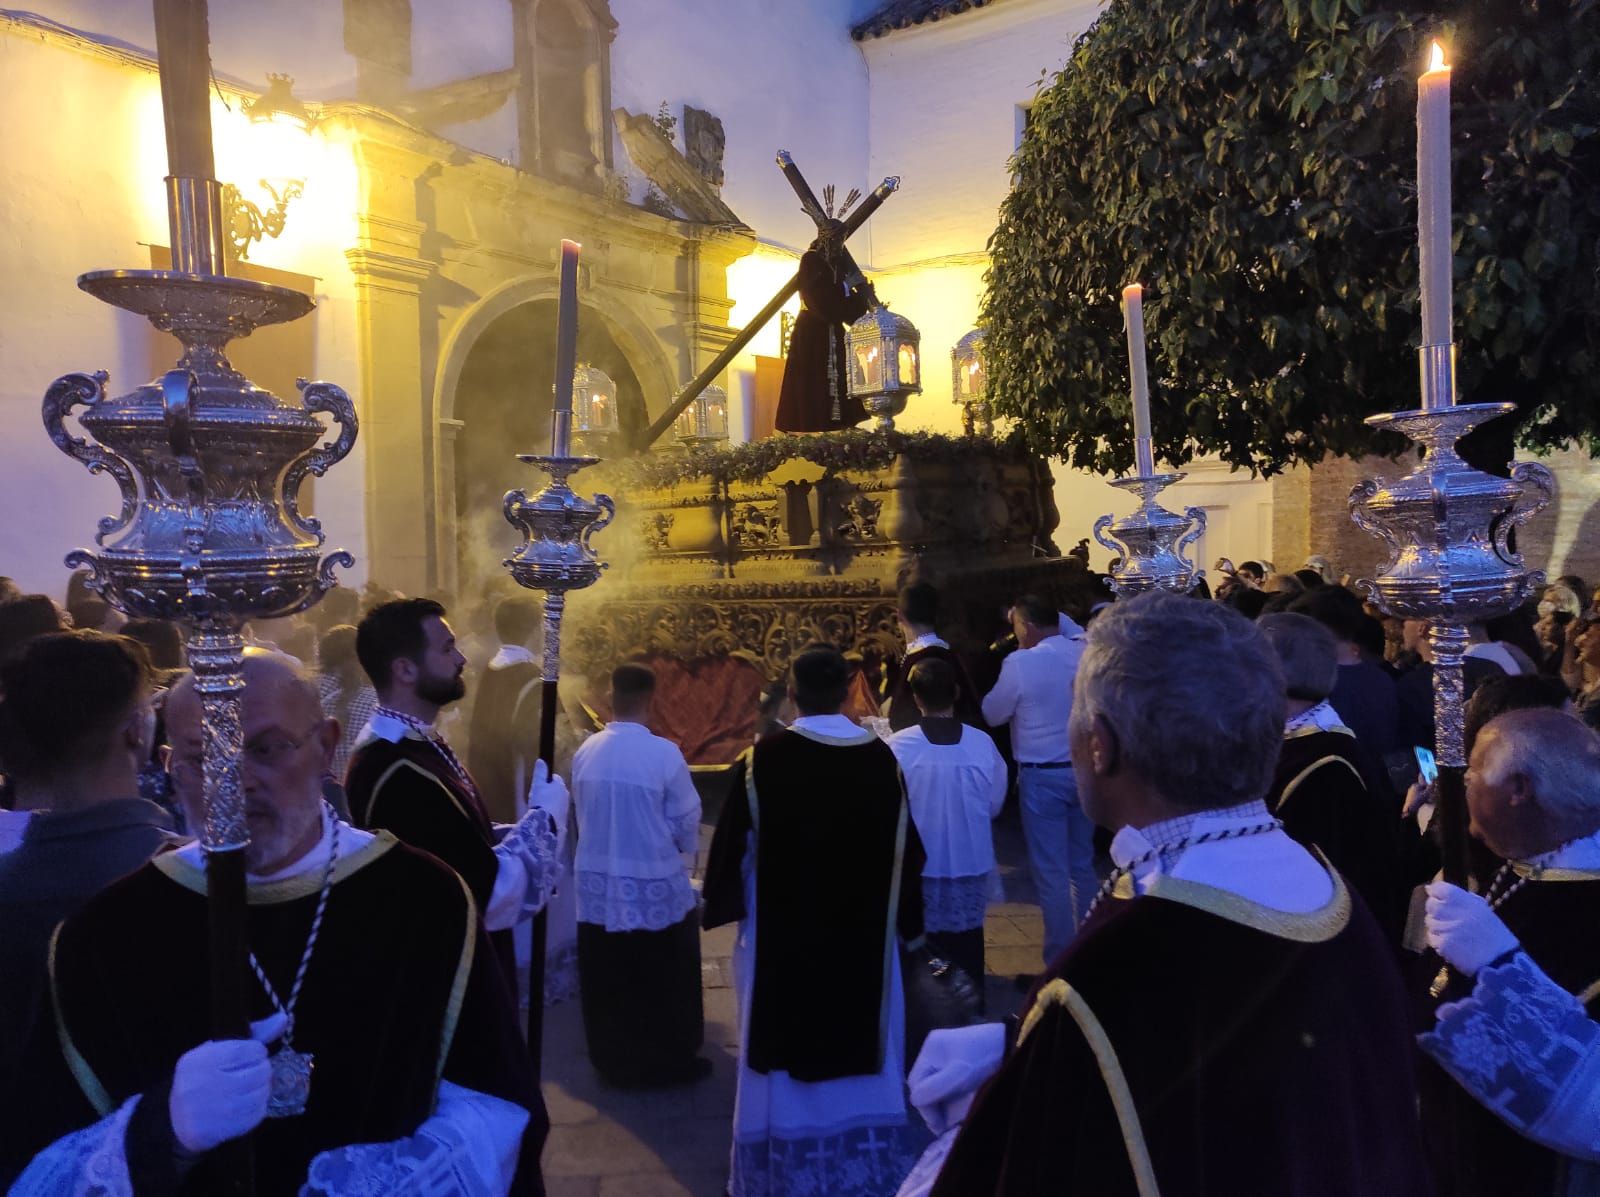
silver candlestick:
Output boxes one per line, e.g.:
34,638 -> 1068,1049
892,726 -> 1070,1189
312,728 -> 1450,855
1092,465 -> 1206,596
1349,342 -> 1553,891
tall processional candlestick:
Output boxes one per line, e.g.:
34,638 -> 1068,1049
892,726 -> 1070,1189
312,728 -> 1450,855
41,2 -> 357,1189
1349,42 -> 1553,893
1093,284 -> 1205,595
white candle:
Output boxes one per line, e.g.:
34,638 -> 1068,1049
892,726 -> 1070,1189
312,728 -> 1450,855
1122,283 -> 1155,476
550,239 -> 580,454
1417,41 -> 1453,349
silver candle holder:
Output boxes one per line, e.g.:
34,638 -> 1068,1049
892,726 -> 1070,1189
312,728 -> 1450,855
44,268 -> 357,852
1349,343 -> 1554,776
1093,457 -> 1206,596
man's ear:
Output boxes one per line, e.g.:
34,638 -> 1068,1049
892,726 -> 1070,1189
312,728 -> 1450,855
1506,773 -> 1537,809
1089,715 -> 1120,778
315,718 -> 340,771
392,656 -> 419,688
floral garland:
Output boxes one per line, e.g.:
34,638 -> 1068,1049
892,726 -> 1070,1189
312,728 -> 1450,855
598,427 -> 1031,492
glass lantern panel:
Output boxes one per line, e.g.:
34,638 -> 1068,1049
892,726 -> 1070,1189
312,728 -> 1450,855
675,406 -> 696,440
898,343 -> 919,387
589,392 -> 614,432
854,343 -> 883,391
704,398 -> 729,439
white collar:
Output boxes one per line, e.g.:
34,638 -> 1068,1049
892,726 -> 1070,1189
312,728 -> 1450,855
489,645 -> 538,670
790,713 -> 873,744
1284,700 -> 1351,737
174,807 -> 376,883
906,632 -> 948,653
1058,612 -> 1086,640
1525,830 -> 1600,872
358,708 -> 429,748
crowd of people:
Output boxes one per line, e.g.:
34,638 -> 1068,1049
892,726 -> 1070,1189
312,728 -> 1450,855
0,551 -> 1599,1195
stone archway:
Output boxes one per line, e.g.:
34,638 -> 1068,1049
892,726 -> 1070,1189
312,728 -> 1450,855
440,291 -> 665,598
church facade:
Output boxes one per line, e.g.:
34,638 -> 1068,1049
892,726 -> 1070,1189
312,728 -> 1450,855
1,0 -> 1594,598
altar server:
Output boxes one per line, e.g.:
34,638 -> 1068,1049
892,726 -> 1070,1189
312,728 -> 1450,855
0,651 -> 540,1195
704,646 -> 928,1196
889,657 -> 1006,995
572,662 -> 707,1086
900,593 -> 1431,1197
881,582 -> 986,733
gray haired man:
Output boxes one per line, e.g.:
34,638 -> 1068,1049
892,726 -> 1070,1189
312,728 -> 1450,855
898,591 -> 1430,1197
1417,707 -> 1600,1196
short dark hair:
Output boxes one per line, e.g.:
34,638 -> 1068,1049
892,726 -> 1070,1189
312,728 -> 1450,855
1238,561 -> 1265,580
121,618 -> 185,672
611,662 -> 656,707
318,624 -> 359,673
791,646 -> 851,715
1224,587 -> 1268,620
356,598 -> 446,690
1288,585 -> 1383,655
0,595 -> 66,663
907,657 -> 959,712
898,581 -> 940,629
1465,672 -> 1571,753
1293,568 -> 1325,591
1011,593 -> 1056,629
0,631 -> 151,781
495,596 -> 542,646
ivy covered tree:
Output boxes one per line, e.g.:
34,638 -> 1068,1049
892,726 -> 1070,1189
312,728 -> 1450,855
985,0 -> 1600,476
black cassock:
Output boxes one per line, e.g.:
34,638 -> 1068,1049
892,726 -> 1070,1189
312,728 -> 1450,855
775,250 -> 873,433
0,835 -> 538,1195
1418,869 -> 1600,1197
344,732 -> 551,1187
930,870 -> 1433,1196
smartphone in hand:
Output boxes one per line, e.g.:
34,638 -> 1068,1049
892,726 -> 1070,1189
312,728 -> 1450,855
1414,745 -> 1439,785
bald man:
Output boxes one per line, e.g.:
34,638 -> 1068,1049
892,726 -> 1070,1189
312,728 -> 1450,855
1,650 -> 542,1195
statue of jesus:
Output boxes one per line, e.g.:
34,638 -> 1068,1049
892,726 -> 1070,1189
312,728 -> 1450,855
775,220 -> 876,433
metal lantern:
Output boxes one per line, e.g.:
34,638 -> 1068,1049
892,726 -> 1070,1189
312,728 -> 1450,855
847,302 -> 921,431
571,362 -> 617,451
674,382 -> 730,449
951,327 -> 990,437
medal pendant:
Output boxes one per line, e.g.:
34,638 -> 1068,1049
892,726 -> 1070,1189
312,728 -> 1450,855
266,1046 -> 314,1118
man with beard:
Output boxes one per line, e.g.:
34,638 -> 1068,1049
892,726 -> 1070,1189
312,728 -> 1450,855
344,598 -> 568,1190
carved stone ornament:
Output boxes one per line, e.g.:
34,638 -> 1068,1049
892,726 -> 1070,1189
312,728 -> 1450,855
683,105 -> 726,189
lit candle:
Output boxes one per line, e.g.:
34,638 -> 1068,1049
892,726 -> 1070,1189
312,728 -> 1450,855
1417,41 -> 1453,350
551,239 -> 581,455
1122,283 -> 1155,476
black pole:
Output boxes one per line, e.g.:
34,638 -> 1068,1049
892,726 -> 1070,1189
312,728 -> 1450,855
205,848 -> 255,1190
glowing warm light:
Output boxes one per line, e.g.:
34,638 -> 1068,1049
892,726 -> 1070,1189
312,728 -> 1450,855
898,343 -> 918,382
1427,40 -> 1449,73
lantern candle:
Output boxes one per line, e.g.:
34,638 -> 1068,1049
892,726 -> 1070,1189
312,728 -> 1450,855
551,239 -> 581,454
1122,283 -> 1155,477
1417,41 -> 1453,358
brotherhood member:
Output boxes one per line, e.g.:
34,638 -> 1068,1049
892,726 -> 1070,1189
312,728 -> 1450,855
344,598 -> 567,1185
889,658 -> 1006,998
880,582 -> 987,733
899,592 -> 1431,1197
980,593 -> 1091,965
704,646 -> 929,1197
571,663 -> 707,1087
1258,613 -> 1403,937
0,651 -> 539,1195
467,596 -> 545,826
1415,708 -> 1600,1197
774,219 -> 875,433
0,632 -> 179,1082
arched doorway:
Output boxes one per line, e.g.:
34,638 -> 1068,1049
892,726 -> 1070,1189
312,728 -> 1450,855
451,299 -> 648,598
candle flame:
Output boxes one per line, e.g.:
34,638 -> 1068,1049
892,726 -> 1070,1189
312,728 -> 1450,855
1427,41 -> 1448,72
967,361 -> 980,376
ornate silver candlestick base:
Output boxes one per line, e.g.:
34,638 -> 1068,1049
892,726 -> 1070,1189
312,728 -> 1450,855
503,453 -> 616,736
1093,472 -> 1206,596
1349,399 -> 1554,770
44,269 -> 357,850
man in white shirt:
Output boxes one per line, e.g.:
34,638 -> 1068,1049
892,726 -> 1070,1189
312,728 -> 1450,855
980,593 -> 1091,964
571,663 -> 708,1087
890,658 -> 1006,1002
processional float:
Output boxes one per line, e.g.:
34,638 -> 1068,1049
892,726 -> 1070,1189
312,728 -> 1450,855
1347,43 -> 1553,895
40,1 -> 356,1188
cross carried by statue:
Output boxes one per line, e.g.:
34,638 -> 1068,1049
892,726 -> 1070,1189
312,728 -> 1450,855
641,153 -> 898,446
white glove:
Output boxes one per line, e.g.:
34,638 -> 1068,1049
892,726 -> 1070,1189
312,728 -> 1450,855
526,759 -> 570,830
167,1013 -> 286,1155
1425,881 -> 1521,976
908,1022 -> 1006,1135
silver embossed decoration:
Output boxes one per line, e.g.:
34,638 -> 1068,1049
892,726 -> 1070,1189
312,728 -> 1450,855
1092,472 -> 1206,597
267,1046 -> 315,1118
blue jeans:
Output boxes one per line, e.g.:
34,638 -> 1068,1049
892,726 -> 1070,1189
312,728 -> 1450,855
1018,765 -> 1098,965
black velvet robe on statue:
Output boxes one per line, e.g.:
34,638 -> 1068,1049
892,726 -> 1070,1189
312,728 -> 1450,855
1418,871 -> 1600,1197
930,869 -> 1433,1196
775,250 -> 873,433
344,732 -> 550,1182
0,836 -> 538,1195
703,726 -> 925,1082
